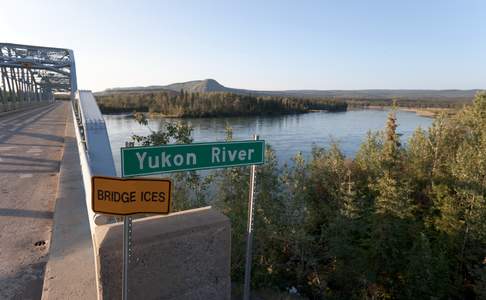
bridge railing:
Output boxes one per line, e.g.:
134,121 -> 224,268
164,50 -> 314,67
72,90 -> 117,227
71,90 -> 119,297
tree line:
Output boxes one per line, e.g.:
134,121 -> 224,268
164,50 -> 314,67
96,90 -> 471,118
345,98 -> 469,109
96,90 -> 347,117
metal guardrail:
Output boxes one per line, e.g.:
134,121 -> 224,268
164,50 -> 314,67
72,90 -> 118,299
72,90 -> 117,227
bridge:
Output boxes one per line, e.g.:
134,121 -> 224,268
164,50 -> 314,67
0,43 -> 230,299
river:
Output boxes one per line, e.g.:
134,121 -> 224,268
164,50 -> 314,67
103,110 -> 433,175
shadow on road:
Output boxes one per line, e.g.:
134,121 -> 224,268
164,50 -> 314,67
0,208 -> 54,219
0,104 -> 59,144
0,261 -> 47,299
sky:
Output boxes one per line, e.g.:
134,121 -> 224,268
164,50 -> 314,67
1,0 -> 485,92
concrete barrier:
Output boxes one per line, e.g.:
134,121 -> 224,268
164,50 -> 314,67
94,207 -> 231,300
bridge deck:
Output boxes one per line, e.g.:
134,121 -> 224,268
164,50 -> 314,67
0,102 -> 68,299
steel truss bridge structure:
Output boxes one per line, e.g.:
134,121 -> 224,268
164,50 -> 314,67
0,43 -> 77,112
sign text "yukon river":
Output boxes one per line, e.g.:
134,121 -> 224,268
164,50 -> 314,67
121,140 -> 265,177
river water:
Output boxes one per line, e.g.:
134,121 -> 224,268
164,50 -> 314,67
103,110 -> 433,175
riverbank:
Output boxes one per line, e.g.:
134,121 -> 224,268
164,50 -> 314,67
399,107 -> 457,117
102,106 -> 458,120
350,105 -> 458,118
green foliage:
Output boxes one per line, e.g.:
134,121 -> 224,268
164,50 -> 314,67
96,91 -> 347,117
129,115 -> 211,211
129,92 -> 486,299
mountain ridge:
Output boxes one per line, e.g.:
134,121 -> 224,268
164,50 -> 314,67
96,79 -> 483,101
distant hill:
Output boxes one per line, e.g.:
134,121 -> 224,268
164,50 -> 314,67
96,79 -> 482,102
163,79 -> 230,93
97,79 -> 247,96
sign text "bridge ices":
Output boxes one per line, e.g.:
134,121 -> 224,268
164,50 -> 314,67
91,176 -> 172,215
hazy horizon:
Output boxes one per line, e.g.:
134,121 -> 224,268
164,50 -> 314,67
99,78 -> 485,93
2,0 -> 485,92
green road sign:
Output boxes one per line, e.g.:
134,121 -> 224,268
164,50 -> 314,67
121,140 -> 265,177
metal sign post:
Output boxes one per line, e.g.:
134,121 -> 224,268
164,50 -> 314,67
243,135 -> 259,300
122,216 -> 132,300
122,141 -> 132,300
111,175 -> 171,300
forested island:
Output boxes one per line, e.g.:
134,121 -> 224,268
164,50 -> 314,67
129,93 -> 486,299
95,90 -> 348,117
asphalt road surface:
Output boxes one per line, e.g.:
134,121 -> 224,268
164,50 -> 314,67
0,102 -> 68,299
